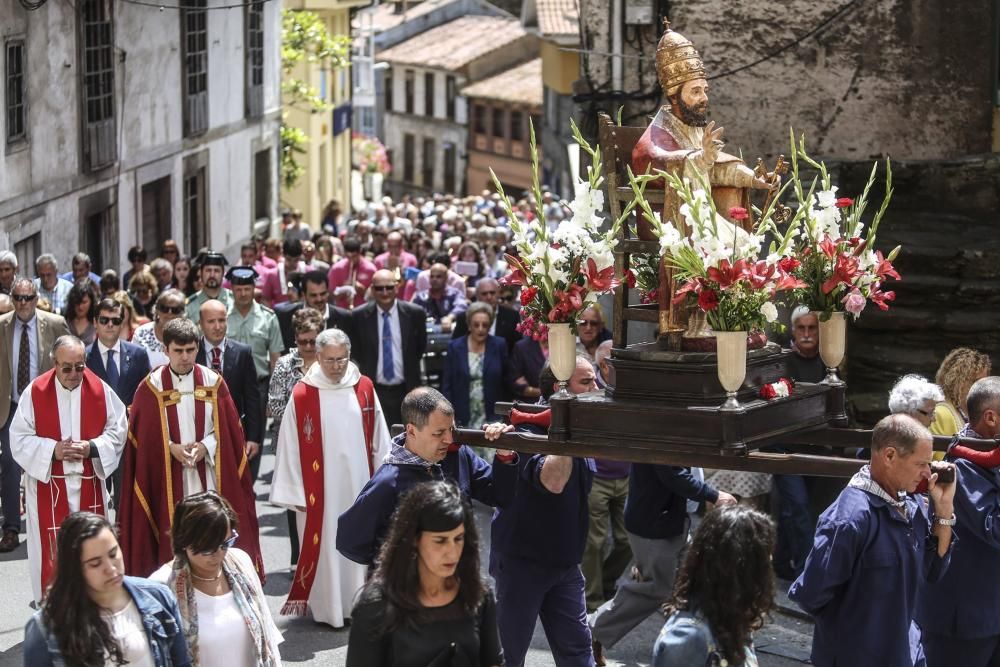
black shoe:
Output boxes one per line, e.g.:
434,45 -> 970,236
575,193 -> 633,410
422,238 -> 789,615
0,530 -> 19,552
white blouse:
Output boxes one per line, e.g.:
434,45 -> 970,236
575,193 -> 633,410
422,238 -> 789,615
101,599 -> 155,667
195,589 -> 256,667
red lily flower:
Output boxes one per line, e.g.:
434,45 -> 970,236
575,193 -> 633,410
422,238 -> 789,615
819,236 -> 838,260
584,258 -> 621,292
501,254 -> 529,286
547,283 -> 586,322
870,289 -> 896,311
821,254 -> 860,294
519,286 -> 538,306
874,251 -> 901,281
772,272 -> 808,293
747,261 -> 775,290
624,269 -> 637,289
835,197 -> 855,208
672,279 -> 701,305
706,258 -> 747,290
698,288 -> 719,312
848,237 -> 868,256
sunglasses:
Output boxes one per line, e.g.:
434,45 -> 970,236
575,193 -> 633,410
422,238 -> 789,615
579,320 -> 601,327
98,316 -> 124,326
372,285 -> 396,292
195,530 -> 239,556
296,339 -> 317,348
12,294 -> 35,303
59,363 -> 87,373
157,304 -> 185,315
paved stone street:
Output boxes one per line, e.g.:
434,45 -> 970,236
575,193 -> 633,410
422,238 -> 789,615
0,451 -> 813,666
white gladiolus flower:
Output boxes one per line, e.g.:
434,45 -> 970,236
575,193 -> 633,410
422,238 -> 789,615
815,187 -> 839,209
761,302 -> 779,323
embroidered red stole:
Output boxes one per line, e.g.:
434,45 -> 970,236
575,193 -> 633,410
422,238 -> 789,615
282,377 -> 376,615
33,369 -> 107,594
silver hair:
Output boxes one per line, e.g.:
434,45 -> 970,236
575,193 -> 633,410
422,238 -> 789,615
0,251 -> 18,269
465,301 -> 494,326
595,340 -> 614,366
316,327 -> 351,355
790,305 -> 813,327
12,277 -> 36,296
888,374 -> 945,415
35,253 -> 58,272
50,335 -> 84,360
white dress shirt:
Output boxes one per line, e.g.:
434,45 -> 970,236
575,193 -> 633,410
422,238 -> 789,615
97,339 -> 122,374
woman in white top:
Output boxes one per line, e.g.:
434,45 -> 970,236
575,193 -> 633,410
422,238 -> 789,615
23,512 -> 190,666
150,491 -> 282,667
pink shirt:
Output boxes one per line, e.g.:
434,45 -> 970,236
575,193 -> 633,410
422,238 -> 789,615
260,261 -> 311,305
374,251 -> 418,271
327,257 -> 377,308
408,268 -> 466,301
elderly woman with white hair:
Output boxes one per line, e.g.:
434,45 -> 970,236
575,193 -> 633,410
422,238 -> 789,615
888,374 -> 945,428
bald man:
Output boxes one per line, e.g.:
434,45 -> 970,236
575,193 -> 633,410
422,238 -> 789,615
347,269 -> 427,428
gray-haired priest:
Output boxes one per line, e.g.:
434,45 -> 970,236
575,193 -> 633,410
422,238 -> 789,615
10,335 -> 126,604
270,327 -> 392,628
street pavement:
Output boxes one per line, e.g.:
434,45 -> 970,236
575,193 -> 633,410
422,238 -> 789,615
0,451 -> 814,666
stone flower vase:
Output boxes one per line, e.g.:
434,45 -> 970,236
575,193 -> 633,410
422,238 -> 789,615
715,330 -> 748,411
817,311 -> 847,385
547,322 -> 577,399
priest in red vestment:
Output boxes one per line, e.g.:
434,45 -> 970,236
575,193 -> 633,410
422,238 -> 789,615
119,317 -> 263,579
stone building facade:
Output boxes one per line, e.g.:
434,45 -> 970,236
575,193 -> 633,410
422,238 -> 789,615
0,0 -> 281,276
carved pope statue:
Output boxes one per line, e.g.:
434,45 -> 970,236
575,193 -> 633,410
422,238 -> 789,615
632,20 -> 773,340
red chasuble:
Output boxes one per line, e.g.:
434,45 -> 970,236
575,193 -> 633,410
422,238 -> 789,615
32,368 -> 107,593
120,365 -> 264,580
282,376 -> 375,615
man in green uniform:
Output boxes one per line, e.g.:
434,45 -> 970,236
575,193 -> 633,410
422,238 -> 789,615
185,251 -> 233,320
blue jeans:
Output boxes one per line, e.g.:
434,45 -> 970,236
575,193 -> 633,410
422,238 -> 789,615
772,473 -> 812,576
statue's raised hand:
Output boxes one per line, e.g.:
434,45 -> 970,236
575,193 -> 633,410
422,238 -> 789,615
701,121 -> 725,166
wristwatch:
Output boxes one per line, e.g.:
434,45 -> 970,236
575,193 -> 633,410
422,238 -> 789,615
935,514 -> 957,527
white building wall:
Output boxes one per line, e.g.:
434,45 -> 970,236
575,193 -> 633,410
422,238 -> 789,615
0,0 -> 280,275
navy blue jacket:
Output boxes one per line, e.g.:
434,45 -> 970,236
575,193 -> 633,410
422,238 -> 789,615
337,439 -> 518,566
85,340 -> 152,407
195,339 -> 263,443
789,487 -> 953,667
491,424 -> 596,568
442,334 -> 509,426
917,457 -> 1000,639
24,576 -> 190,667
624,464 -> 719,540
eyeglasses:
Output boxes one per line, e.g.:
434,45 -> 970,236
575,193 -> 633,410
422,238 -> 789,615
372,285 -> 396,292
98,316 -> 124,326
915,408 -> 936,419
296,338 -> 317,348
195,531 -> 239,556
158,304 -> 185,315
11,294 -> 35,303
59,363 -> 86,374
319,356 -> 350,366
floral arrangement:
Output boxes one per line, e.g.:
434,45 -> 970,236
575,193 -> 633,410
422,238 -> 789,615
632,170 -> 804,332
759,378 -> 794,400
496,121 -> 644,340
352,133 -> 392,176
761,131 -> 899,320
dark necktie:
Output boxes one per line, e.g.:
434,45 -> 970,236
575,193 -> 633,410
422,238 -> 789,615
381,311 -> 395,382
16,321 -> 30,397
106,350 -> 120,392
211,346 -> 222,373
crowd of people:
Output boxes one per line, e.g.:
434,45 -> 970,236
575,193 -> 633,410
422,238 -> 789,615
0,191 -> 996,667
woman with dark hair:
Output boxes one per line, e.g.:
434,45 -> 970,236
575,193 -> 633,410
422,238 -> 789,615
150,491 -> 282,666
23,512 -> 190,667
171,255 -> 196,298
63,279 -> 100,345
654,506 -> 777,667
347,480 -> 503,667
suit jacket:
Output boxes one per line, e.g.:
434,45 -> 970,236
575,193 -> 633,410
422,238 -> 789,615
442,335 -> 509,426
195,339 -> 263,443
85,340 -> 152,406
349,300 -> 427,391
0,310 -> 70,425
451,304 -> 522,352
276,301 -> 352,353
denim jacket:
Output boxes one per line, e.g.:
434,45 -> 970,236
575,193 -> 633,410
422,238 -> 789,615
23,576 -> 190,667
